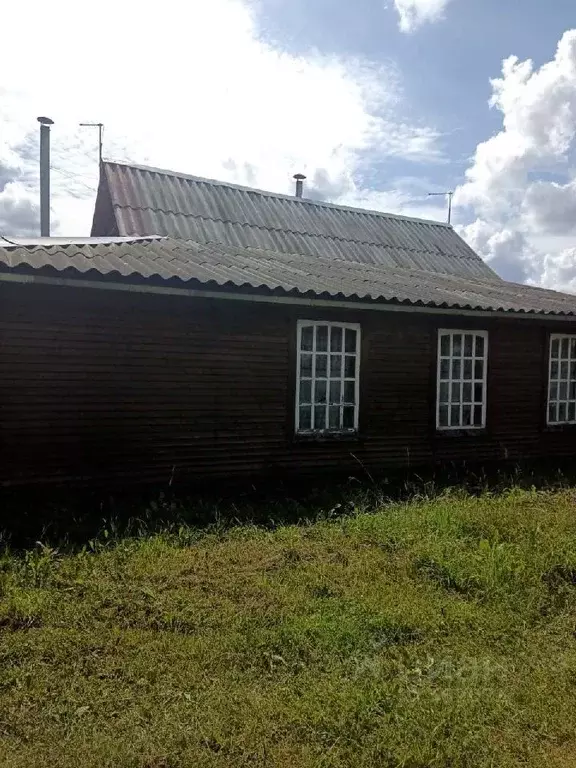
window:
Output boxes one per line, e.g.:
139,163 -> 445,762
547,335 -> 576,424
296,321 -> 360,433
437,330 -> 488,430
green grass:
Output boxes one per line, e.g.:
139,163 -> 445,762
3,488 -> 576,767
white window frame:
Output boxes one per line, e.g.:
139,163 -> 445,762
295,320 -> 361,434
436,329 -> 488,431
547,334 -> 576,425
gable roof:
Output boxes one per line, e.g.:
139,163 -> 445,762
3,236 -> 576,318
91,161 -> 499,281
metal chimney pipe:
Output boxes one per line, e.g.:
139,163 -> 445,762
293,173 -> 306,199
37,116 -> 54,236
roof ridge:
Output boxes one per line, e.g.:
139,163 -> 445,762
111,204 -> 477,261
103,159 -> 453,229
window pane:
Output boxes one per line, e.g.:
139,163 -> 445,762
440,359 -> 450,379
316,325 -> 328,352
562,338 -> 570,357
342,406 -> 355,429
314,406 -> 326,430
344,355 -> 356,378
330,326 -> 343,352
440,335 -> 450,356
439,405 -> 449,427
561,361 -> 569,380
344,381 -> 355,404
301,354 -> 312,377
475,335 -> 485,357
570,361 -> 576,380
474,382 -> 483,402
452,334 -> 462,356
345,329 -> 357,353
450,405 -> 460,427
315,380 -> 327,404
299,380 -> 312,403
451,382 -> 461,403
462,405 -> 472,426
473,405 -> 483,427
439,382 -> 449,403
299,406 -> 311,430
315,354 -> 327,378
551,338 -> 560,358
551,360 -> 559,379
330,354 -> 342,378
559,402 -> 567,422
463,359 -> 473,380
571,339 -> 576,359
548,403 -> 557,424
463,382 -> 472,403
452,359 -> 461,379
464,335 -> 473,356
550,381 -> 558,401
559,381 -> 568,401
474,359 -> 484,379
329,406 -> 340,429
570,382 -> 576,400
301,326 -> 314,351
329,380 -> 341,404
569,402 -> 576,422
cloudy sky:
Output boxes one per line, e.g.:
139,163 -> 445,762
2,0 -> 576,291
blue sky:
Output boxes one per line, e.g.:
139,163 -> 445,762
2,0 -> 576,291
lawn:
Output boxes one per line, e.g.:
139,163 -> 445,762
2,488 -> 576,767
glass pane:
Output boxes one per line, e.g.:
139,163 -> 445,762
345,328 -> 357,353
571,338 -> 576,358
301,326 -> 314,351
559,381 -> 568,400
344,381 -> 355,404
452,359 -> 461,379
330,354 -> 342,378
561,361 -> 569,380
316,325 -> 328,352
452,334 -> 462,356
462,405 -> 472,426
439,382 -> 449,403
329,406 -> 340,429
440,359 -> 450,379
463,383 -> 472,403
464,335 -> 473,357
570,361 -> 576,380
315,354 -> 327,378
440,334 -> 450,356
450,405 -> 460,427
569,402 -> 576,422
314,406 -> 326,430
551,360 -> 559,379
562,338 -> 570,357
474,382 -> 483,403
550,381 -> 558,401
551,338 -> 560,358
301,354 -> 312,377
329,380 -> 341,404
559,402 -> 567,423
463,359 -> 473,380
342,406 -> 355,429
299,406 -> 311,430
344,355 -> 356,378
439,405 -> 449,427
570,382 -> 576,400
315,380 -> 327,404
299,379 -> 312,403
548,403 -> 557,424
474,359 -> 484,379
451,382 -> 461,403
473,405 -> 483,427
330,326 -> 343,352
475,335 -> 485,357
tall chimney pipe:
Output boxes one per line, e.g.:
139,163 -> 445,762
37,116 -> 54,237
293,173 -> 306,199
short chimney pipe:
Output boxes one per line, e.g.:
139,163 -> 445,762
293,173 -> 306,199
37,116 -> 54,237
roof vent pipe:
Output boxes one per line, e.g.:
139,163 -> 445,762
293,173 -> 306,199
37,116 -> 54,237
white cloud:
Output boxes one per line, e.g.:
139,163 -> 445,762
393,0 -> 454,33
0,0 -> 443,237
455,30 -> 576,292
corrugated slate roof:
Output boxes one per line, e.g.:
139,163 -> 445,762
92,161 -> 499,281
2,236 -> 576,317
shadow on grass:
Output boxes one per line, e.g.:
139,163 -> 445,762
1,458 -> 575,551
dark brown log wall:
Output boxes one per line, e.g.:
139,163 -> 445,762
2,281 -> 576,486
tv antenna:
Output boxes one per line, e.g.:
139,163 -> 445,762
79,122 -> 104,166
428,191 -> 454,225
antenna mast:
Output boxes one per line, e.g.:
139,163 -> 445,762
79,122 -> 104,166
428,191 -> 454,225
